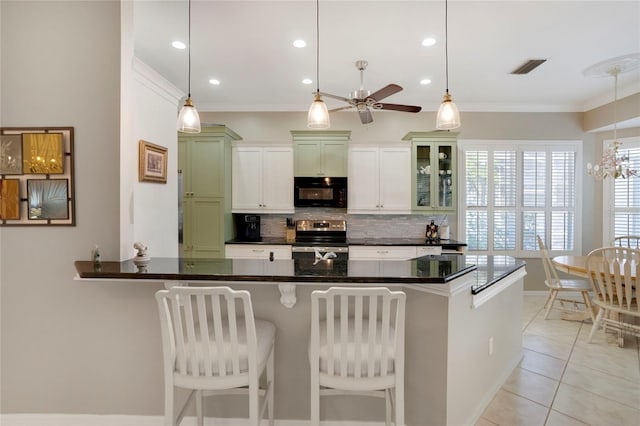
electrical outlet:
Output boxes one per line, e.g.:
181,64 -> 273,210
489,337 -> 494,356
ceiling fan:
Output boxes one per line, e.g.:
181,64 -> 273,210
320,60 -> 422,124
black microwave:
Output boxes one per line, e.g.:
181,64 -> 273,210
294,177 -> 347,208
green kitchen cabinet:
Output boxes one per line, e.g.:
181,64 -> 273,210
291,130 -> 350,177
178,126 -> 241,258
402,131 -> 458,213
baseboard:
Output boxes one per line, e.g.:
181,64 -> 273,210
0,414 -> 401,426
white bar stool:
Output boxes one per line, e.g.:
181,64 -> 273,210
156,286 -> 275,426
309,286 -> 406,426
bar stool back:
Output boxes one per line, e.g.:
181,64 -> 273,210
156,286 -> 275,426
309,287 -> 406,426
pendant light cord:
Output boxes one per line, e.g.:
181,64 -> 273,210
188,0 -> 192,98
315,0 -> 320,95
444,0 -> 449,94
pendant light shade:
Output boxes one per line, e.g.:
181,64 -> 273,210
177,97 -> 201,133
177,0 -> 201,134
308,92 -> 330,129
307,0 -> 330,129
436,91 -> 460,130
436,0 -> 461,130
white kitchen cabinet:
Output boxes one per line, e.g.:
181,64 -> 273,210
225,244 -> 292,259
232,145 -> 294,213
348,246 -> 417,260
348,146 -> 411,214
226,244 -> 293,276
416,246 -> 443,257
348,246 -> 415,277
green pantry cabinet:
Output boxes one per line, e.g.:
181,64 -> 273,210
291,130 -> 350,177
402,131 -> 458,212
178,126 -> 241,258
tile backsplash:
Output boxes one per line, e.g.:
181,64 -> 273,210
259,208 -> 456,240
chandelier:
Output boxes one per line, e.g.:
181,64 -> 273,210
584,53 -> 640,179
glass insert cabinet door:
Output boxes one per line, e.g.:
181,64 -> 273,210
405,132 -> 457,212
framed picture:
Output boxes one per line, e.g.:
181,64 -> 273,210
139,140 -> 167,183
0,179 -> 20,219
27,179 -> 69,220
0,127 -> 75,226
22,133 -> 64,174
0,134 -> 23,174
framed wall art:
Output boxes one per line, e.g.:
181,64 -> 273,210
0,134 -> 23,174
138,140 -> 167,183
0,127 -> 75,226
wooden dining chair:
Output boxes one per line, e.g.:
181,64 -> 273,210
155,286 -> 276,426
537,236 -> 594,321
613,235 -> 640,249
309,287 -> 406,426
585,247 -> 640,345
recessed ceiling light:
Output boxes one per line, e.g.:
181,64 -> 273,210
302,78 -> 313,85
209,79 -> 220,85
422,38 -> 436,47
293,39 -> 307,48
172,41 -> 186,49
420,79 -> 432,85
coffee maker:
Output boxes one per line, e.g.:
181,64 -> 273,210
234,214 -> 261,241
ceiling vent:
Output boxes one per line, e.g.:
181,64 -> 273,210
511,59 -> 547,75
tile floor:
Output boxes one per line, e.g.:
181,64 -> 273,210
477,295 -> 640,426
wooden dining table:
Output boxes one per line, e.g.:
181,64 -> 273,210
553,255 -> 638,281
552,254 -> 635,346
552,255 -> 590,278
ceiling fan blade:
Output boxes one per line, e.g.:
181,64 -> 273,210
329,105 -> 353,112
378,103 -> 422,113
319,92 -> 352,103
359,109 -> 373,124
367,84 -> 403,101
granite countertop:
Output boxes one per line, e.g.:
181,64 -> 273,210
226,237 -> 467,249
75,255 -> 524,290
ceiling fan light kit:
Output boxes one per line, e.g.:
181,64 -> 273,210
436,0 -> 461,130
177,0 -> 201,134
307,0 -> 330,129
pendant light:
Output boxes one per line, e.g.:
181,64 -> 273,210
307,0 -> 330,129
177,0 -> 201,133
436,0 -> 461,130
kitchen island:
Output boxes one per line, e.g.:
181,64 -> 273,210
75,255 -> 525,426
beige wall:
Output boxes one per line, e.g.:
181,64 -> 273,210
1,0 -> 638,419
1,0 -> 165,415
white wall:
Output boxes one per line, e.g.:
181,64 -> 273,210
120,2 -> 181,260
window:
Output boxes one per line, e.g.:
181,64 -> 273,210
603,137 -> 640,242
460,140 -> 582,257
